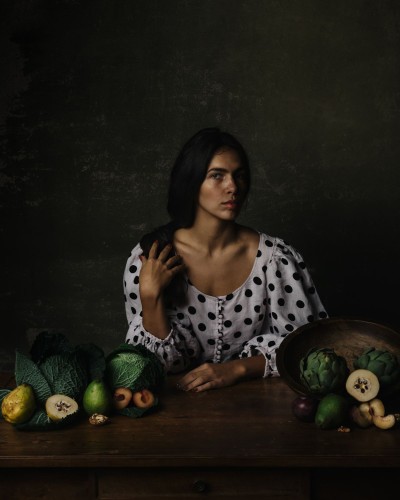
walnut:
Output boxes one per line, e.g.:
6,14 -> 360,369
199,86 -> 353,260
88,413 -> 109,426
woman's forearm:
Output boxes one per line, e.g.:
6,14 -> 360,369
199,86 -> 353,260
231,354 -> 266,381
141,293 -> 171,339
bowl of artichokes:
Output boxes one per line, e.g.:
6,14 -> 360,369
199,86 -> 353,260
276,317 -> 400,398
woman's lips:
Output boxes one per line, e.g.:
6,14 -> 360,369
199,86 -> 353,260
222,200 -> 239,209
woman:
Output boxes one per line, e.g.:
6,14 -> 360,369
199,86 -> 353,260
123,127 -> 327,392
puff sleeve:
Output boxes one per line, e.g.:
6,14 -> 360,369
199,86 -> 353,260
239,239 -> 327,378
123,244 -> 201,373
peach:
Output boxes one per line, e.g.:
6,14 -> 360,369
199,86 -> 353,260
132,389 -> 155,409
113,387 -> 133,410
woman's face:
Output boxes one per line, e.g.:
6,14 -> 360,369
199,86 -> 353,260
195,148 -> 249,223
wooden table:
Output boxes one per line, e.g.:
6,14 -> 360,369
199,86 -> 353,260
1,372 -> 400,500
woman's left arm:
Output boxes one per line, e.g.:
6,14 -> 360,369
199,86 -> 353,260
177,355 -> 266,392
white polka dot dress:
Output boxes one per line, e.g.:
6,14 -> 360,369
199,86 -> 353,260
123,233 -> 327,377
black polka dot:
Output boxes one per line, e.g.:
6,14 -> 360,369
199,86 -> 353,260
262,265 -> 267,272
288,313 -> 296,321
285,324 -> 294,332
299,261 -> 306,269
198,294 -> 206,303
281,258 -> 288,265
269,326 -> 274,333
293,272 -> 301,280
131,307 -> 136,314
259,314 -> 264,321
254,305 -> 261,313
224,320 -> 232,328
274,326 -> 279,333
278,298 -> 285,306
265,239 -> 273,247
284,285 -> 293,293
129,292 -> 137,300
319,311 -> 328,318
271,312 -> 278,320
234,331 -> 242,338
198,323 -> 206,331
257,250 -> 262,257
188,306 -> 197,315
226,293 -> 234,300
296,300 -> 305,308
275,270 -> 282,278
133,335 -> 138,343
208,312 -> 216,320
245,289 -> 253,297
307,315 -> 314,322
222,344 -> 230,350
207,339 -> 215,345
257,336 -> 263,343
244,318 -> 253,325
129,265 -> 137,273
234,305 -> 242,313
134,276 -> 139,284
253,276 -> 262,285
177,313 -> 184,320
268,340 -> 276,347
268,283 -> 275,291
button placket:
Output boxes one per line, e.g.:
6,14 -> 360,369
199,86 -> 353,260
215,298 -> 225,363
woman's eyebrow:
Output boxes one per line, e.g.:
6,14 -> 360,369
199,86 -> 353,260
207,166 -> 245,173
207,167 -> 227,173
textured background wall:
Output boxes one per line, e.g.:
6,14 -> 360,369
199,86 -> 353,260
1,0 -> 399,369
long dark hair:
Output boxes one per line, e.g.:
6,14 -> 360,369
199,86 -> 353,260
139,127 -> 250,303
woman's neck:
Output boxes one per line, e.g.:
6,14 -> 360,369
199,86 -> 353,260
176,220 -> 240,257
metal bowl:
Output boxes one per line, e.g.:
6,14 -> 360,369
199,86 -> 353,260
276,317 -> 400,396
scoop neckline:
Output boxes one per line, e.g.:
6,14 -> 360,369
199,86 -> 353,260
186,232 -> 263,301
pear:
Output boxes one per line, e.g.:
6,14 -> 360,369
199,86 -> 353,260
83,379 -> 113,416
45,394 -> 79,422
1,384 -> 36,424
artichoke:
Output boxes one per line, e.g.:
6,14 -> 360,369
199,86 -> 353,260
354,347 -> 400,391
300,347 -> 349,396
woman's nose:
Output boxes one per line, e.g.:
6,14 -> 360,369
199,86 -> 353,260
226,175 -> 238,193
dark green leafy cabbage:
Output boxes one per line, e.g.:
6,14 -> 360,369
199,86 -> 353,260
15,351 -> 52,404
105,343 -> 165,393
39,353 -> 88,401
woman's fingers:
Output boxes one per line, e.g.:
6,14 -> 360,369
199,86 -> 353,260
148,240 -> 159,259
158,243 -> 172,261
166,254 -> 182,269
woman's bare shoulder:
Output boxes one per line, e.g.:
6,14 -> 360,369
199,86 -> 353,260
236,225 -> 260,248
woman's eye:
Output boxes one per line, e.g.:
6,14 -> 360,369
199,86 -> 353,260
210,173 -> 223,179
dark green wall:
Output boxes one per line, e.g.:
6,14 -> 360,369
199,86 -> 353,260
1,0 -> 399,369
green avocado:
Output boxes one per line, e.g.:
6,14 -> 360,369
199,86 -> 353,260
315,393 -> 349,429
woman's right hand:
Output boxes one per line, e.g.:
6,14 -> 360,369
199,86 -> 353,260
139,241 -> 185,300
